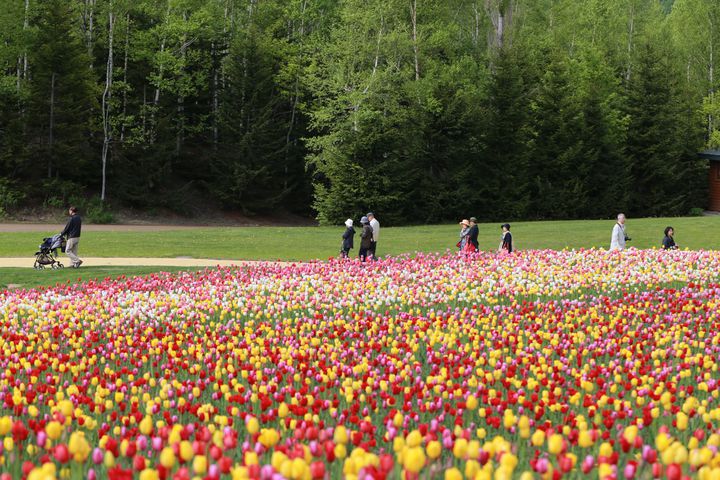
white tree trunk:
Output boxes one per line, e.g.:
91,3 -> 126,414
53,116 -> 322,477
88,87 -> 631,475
625,5 -> 635,82
120,13 -> 130,143
83,0 -> 97,69
48,73 -> 56,178
101,6 -> 116,202
18,0 -> 30,90
411,0 -> 420,81
485,0 -> 512,51
709,21 -> 715,137
212,41 -> 219,152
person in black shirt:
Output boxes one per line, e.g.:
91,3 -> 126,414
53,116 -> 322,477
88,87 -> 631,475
662,226 -> 678,250
341,219 -> 355,258
60,206 -> 83,268
359,216 -> 373,262
498,223 -> 513,254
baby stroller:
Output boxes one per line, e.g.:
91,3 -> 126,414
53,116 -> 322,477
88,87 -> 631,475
34,234 -> 66,269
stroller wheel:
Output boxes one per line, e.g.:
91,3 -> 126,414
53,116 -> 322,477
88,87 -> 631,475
57,262 -> 64,268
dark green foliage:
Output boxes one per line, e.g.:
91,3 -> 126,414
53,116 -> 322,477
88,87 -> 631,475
660,0 -> 675,13
0,0 -> 714,224
211,31 -> 301,214
527,55 -> 587,219
475,47 -> 531,221
27,0 -> 96,181
625,42 -> 704,216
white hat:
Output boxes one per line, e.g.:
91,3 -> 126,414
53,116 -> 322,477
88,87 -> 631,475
345,219 -> 353,227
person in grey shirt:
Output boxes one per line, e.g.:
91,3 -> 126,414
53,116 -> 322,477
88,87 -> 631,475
367,212 -> 380,259
610,213 -> 629,251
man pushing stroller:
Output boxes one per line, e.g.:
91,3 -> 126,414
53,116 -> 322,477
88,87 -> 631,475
60,206 -> 83,268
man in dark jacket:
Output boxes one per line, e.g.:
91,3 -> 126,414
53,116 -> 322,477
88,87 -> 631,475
359,216 -> 373,262
60,206 -> 83,268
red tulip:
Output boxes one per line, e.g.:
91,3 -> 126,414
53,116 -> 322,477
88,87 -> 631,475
310,461 -> 326,479
379,453 -> 394,472
209,444 -> 223,461
22,461 -> 35,476
12,421 -> 29,442
108,467 -> 133,480
172,468 -> 191,480
133,455 -> 146,471
324,440 -> 335,462
218,456 -> 233,474
125,441 -> 137,458
666,464 -> 682,480
54,444 -> 70,464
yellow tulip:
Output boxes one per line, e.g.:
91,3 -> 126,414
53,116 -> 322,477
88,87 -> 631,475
426,440 -> 441,460
403,446 -> 426,474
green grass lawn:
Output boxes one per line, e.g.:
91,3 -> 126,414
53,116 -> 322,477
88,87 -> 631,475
2,216 -> 718,289
0,266 -> 194,289
1,216 -> 718,258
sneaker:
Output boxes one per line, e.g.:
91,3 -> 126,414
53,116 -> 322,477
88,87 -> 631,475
74,260 -> 83,268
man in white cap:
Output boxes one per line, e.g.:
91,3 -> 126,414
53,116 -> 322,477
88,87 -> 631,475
367,212 -> 380,259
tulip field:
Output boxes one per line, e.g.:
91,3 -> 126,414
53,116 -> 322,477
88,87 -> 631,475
2,248 -> 720,480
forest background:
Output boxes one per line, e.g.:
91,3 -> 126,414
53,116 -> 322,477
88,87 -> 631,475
0,0 -> 716,225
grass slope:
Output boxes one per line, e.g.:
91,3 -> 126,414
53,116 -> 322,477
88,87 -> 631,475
1,216 -> 718,259
0,266 -> 192,290
1,216 -> 718,290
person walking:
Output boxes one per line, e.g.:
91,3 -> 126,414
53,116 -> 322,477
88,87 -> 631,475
498,223 -> 513,254
359,216 -> 374,262
341,219 -> 355,258
458,219 -> 470,251
60,206 -> 83,268
662,226 -> 678,250
367,212 -> 380,259
467,217 -> 479,252
610,213 -> 628,251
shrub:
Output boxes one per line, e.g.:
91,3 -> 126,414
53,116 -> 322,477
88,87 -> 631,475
80,198 -> 115,224
0,178 -> 25,217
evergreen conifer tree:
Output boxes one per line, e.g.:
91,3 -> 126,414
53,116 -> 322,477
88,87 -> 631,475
625,43 -> 686,216
27,0 -> 96,181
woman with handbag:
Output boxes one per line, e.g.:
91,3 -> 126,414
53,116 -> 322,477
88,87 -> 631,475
457,219 -> 470,251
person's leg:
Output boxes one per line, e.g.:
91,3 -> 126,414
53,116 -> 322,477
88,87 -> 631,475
65,238 -> 81,266
359,247 -> 367,262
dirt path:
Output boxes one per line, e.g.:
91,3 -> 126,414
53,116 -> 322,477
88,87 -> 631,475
0,257 -> 268,268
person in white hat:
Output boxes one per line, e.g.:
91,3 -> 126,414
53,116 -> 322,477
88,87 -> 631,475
341,218 -> 355,258
458,219 -> 470,250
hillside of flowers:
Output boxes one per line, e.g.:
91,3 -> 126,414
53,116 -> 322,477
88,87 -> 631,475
2,249 -> 720,480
